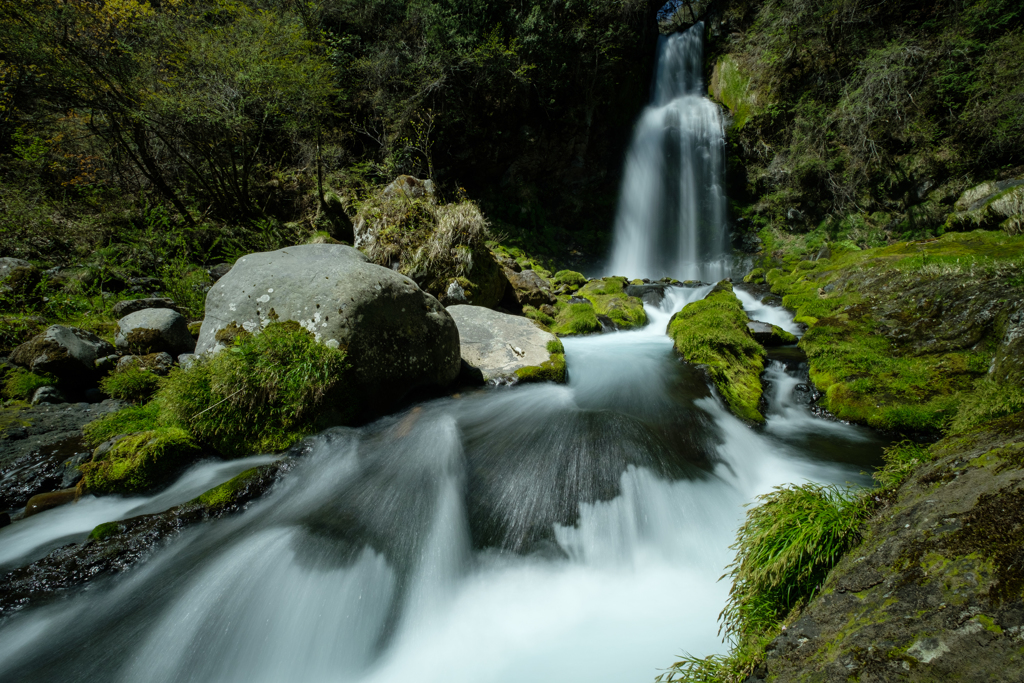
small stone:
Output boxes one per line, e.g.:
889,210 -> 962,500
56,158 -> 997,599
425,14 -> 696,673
177,353 -> 198,371
112,297 -> 177,319
31,385 -> 66,405
24,488 -> 79,517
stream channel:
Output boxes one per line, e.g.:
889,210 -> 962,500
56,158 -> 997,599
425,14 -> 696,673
0,22 -> 887,683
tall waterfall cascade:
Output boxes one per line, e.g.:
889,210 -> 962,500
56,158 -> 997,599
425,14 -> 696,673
608,23 -> 730,281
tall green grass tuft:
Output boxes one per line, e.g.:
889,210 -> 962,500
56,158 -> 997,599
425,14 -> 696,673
721,483 -> 870,642
158,321 -> 351,456
2,368 -> 57,400
949,379 -> 1024,435
83,401 -> 162,446
874,440 -> 933,490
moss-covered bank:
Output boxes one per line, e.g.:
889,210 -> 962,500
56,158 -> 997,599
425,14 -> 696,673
760,230 -> 1024,434
667,280 -> 766,423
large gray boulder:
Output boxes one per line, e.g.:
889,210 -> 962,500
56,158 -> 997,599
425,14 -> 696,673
196,244 -> 461,411
10,325 -> 116,379
115,308 -> 195,355
447,305 -> 565,383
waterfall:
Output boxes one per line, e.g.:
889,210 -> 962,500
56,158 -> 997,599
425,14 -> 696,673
608,23 -> 730,282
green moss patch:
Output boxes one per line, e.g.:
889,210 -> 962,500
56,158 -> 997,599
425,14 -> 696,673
763,232 -> 1024,434
99,366 -> 163,402
193,466 -> 265,511
552,270 -> 587,288
514,339 -> 567,384
550,298 -> 602,336
667,281 -> 767,423
80,427 -> 200,495
576,277 -> 647,329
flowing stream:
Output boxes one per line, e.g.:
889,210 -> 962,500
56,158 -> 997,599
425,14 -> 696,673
0,21 -> 885,683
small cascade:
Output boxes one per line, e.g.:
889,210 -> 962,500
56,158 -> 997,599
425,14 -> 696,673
608,23 -> 730,282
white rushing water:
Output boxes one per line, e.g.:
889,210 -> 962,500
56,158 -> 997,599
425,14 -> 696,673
0,291 -> 882,683
608,23 -> 730,282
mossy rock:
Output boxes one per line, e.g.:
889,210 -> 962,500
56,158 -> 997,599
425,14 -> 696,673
552,270 -> 588,289
80,427 -> 201,495
514,339 -> 567,384
667,280 -> 767,423
575,277 -> 647,330
550,297 -> 602,336
743,268 -> 766,284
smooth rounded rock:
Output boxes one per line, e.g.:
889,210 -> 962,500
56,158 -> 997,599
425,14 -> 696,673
196,244 -> 461,413
112,297 -> 178,319
24,487 -> 78,517
10,325 -> 116,380
115,308 -> 195,356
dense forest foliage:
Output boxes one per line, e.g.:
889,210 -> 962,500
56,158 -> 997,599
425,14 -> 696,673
704,0 -> 1024,247
0,0 -> 660,269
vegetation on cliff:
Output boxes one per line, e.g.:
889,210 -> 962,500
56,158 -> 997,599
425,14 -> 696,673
705,0 -> 1024,249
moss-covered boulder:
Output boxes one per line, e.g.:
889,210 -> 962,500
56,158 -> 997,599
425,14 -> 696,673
666,281 -> 767,423
447,305 -> 566,384
0,257 -> 41,299
747,321 -> 798,347
946,179 -> 1024,234
80,427 -> 201,495
755,412 -> 1024,682
575,277 -> 648,330
10,325 -> 116,381
551,270 -> 588,290
544,297 -> 603,336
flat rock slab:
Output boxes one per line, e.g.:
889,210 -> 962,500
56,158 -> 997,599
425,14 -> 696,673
447,305 -> 558,382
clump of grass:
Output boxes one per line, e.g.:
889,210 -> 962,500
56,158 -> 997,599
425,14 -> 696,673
949,379 -> 1024,435
99,366 -> 163,402
721,483 -> 870,643
158,320 -> 351,456
2,367 -> 57,400
80,426 -> 200,495
667,281 -> 766,423
874,440 -> 933,490
83,401 -> 161,446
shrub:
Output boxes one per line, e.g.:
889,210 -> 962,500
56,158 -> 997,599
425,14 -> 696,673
2,368 -> 56,400
158,321 -> 351,456
99,366 -> 163,402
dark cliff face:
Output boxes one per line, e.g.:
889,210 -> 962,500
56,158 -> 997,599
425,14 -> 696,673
761,413 -> 1024,682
